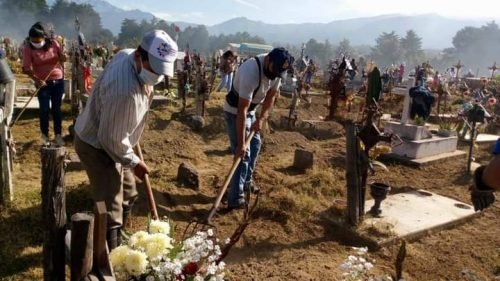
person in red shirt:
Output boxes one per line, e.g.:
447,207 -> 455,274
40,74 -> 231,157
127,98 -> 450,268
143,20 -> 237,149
22,22 -> 66,146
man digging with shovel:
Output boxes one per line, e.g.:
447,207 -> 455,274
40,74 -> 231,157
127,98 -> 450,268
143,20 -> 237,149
74,30 -> 178,249
221,47 -> 293,212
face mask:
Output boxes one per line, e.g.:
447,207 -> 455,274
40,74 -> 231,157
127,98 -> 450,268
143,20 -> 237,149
31,40 -> 45,49
138,59 -> 164,86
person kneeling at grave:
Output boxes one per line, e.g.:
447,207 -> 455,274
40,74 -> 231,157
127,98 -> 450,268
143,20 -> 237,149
470,138 -> 500,211
222,47 -> 293,211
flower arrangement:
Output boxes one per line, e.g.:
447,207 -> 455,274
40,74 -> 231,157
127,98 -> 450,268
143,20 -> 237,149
110,219 -> 226,281
340,247 -> 402,281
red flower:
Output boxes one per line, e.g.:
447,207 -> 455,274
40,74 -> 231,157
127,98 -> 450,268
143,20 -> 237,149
182,262 -> 199,275
489,97 -> 497,105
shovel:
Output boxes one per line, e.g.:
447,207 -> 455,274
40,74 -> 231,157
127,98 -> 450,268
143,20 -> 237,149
206,130 -> 255,223
135,143 -> 159,220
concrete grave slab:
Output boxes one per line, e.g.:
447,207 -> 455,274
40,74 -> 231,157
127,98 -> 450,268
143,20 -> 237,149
464,133 -> 499,144
391,135 -> 459,159
361,189 -> 478,246
380,150 -> 466,167
14,96 -> 39,110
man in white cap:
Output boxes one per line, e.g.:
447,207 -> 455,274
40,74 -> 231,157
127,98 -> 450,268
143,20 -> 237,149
74,30 -> 178,249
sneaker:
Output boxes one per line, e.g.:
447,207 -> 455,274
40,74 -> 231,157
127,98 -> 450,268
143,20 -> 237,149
55,134 -> 65,146
219,198 -> 246,214
41,134 -> 50,146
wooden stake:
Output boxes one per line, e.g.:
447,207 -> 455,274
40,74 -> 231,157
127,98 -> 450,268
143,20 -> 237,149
70,213 -> 94,281
41,146 -> 67,281
345,121 -> 360,226
93,202 -> 115,280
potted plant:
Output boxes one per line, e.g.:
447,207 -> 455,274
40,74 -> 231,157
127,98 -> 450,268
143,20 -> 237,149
414,115 -> 425,126
438,120 -> 454,137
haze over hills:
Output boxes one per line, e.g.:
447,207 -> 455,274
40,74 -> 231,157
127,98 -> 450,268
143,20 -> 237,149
47,0 -> 492,49
207,15 -> 486,49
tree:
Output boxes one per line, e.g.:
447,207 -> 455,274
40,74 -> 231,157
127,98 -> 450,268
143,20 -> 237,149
451,21 -> 500,76
335,38 -> 354,57
48,0 -> 113,43
371,31 -> 403,69
400,30 -> 424,69
0,0 -> 113,43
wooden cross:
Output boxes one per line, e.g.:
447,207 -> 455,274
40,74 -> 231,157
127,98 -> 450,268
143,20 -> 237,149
453,60 -> 463,81
489,62 -> 498,79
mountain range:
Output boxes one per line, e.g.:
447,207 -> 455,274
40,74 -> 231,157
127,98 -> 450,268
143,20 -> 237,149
47,0 -> 492,49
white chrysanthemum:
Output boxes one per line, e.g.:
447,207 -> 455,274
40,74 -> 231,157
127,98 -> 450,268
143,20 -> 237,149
144,233 -> 173,260
129,231 -> 150,249
124,249 -> 149,277
150,220 -> 171,235
109,245 -> 129,270
207,263 -> 218,275
218,261 -> 226,271
194,275 -> 204,281
207,229 -> 214,237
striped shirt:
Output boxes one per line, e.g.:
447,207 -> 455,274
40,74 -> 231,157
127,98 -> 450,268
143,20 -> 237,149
75,49 -> 153,168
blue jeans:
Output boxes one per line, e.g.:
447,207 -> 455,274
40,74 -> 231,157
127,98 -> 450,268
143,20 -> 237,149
37,79 -> 64,136
217,72 -> 233,92
224,111 -> 261,207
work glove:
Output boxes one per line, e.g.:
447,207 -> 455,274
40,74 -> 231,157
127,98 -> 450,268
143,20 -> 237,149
470,165 -> 496,211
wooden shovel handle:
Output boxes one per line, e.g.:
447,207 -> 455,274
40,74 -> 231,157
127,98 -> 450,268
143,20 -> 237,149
135,143 -> 159,220
206,130 -> 255,223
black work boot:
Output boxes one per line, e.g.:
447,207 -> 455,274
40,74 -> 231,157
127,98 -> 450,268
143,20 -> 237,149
106,228 -> 122,250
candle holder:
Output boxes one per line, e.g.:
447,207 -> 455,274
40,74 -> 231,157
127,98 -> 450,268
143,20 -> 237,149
369,182 -> 391,216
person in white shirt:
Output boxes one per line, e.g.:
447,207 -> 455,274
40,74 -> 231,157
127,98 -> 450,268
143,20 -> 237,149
223,47 -> 293,211
74,30 -> 178,249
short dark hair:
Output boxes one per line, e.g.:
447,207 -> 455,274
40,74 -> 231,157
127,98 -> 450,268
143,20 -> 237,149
137,45 -> 149,62
222,50 -> 234,59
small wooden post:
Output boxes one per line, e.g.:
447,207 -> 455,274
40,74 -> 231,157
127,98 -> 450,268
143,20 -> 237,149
71,213 -> 94,281
93,202 -> 115,280
0,79 -> 15,205
345,121 -> 360,226
41,146 -> 67,281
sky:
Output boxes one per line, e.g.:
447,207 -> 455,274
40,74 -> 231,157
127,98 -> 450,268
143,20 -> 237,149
103,0 -> 500,25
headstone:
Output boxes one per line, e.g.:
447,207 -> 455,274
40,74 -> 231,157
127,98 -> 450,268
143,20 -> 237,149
293,149 -> 314,171
177,162 -> 200,190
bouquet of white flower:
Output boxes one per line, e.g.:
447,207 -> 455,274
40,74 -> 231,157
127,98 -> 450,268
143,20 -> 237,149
110,219 -> 226,281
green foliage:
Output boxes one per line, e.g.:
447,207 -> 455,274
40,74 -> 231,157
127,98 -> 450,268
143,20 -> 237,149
414,115 -> 425,126
116,18 -> 266,55
335,38 -> 353,57
450,21 -> 500,74
400,30 -> 424,68
439,120 -> 452,130
371,31 -> 403,68
0,0 -> 114,43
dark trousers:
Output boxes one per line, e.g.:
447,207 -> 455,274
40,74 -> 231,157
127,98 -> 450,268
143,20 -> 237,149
37,79 -> 64,136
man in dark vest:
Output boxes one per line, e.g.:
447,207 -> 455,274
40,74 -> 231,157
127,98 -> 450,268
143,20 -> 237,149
223,47 -> 293,210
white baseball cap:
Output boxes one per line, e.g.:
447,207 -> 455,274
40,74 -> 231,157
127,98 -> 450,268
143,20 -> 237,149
140,30 -> 178,77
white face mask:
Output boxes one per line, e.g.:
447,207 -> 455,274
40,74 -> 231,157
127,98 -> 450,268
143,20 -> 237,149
30,40 -> 45,49
138,59 -> 164,86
